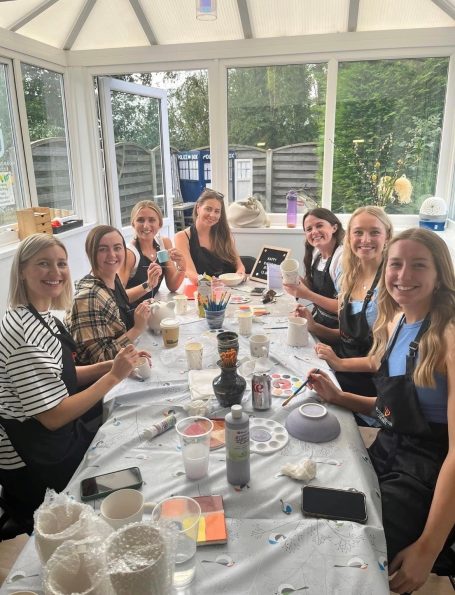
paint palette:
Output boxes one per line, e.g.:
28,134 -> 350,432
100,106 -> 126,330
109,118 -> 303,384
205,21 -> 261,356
229,295 -> 251,304
270,373 -> 305,398
250,418 -> 289,454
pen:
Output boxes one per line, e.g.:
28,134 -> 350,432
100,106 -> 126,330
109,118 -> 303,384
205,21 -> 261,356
282,368 -> 320,407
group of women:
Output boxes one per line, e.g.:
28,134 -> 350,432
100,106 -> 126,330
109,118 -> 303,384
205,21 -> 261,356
284,205 -> 454,592
0,189 -> 241,518
0,189 -> 453,592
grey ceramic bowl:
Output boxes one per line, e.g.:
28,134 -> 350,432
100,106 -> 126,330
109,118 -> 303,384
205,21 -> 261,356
285,402 -> 340,443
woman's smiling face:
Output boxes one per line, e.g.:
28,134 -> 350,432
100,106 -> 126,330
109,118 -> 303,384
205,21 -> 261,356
132,207 -> 161,240
349,212 -> 388,263
96,231 -> 125,277
303,215 -> 338,252
197,199 -> 222,226
385,239 -> 438,314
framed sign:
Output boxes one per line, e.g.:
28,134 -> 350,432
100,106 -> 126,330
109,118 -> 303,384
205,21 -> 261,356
249,245 -> 291,284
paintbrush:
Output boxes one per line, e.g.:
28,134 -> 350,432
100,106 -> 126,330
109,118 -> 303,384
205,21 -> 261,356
281,368 -> 320,407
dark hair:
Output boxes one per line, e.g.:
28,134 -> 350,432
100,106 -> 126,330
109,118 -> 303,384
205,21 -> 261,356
192,188 -> 237,266
85,225 -> 127,277
302,208 -> 345,288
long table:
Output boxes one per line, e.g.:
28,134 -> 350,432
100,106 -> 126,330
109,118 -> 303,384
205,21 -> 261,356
1,292 -> 389,594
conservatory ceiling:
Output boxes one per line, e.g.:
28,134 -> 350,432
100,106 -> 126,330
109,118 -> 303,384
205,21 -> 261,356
0,0 -> 454,53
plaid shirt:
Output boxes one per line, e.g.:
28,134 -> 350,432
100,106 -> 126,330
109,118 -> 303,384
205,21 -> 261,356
65,275 -> 130,364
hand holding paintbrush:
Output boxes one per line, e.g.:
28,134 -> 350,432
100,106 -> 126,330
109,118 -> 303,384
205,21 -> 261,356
282,369 -> 320,407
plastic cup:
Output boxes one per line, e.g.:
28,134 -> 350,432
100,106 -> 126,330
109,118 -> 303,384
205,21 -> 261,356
280,258 -> 300,285
205,308 -> 226,330
151,496 -> 201,589
211,278 -> 225,301
287,316 -> 309,347
237,310 -> 253,336
160,318 -> 180,348
185,341 -> 203,370
173,294 -> 188,315
175,416 -> 213,480
183,282 -> 198,299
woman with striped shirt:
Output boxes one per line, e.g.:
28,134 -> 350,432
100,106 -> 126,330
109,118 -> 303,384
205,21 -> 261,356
0,234 -> 140,518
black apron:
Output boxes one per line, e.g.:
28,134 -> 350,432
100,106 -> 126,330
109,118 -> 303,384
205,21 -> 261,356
188,224 -> 235,277
369,315 -> 453,570
335,266 -> 382,397
311,248 -> 339,329
0,307 -> 97,497
111,275 -> 135,330
126,239 -> 163,306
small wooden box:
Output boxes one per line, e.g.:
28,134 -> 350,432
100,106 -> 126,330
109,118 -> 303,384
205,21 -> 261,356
17,207 -> 52,240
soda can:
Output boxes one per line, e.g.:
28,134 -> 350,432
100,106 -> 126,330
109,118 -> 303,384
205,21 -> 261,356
252,373 -> 272,410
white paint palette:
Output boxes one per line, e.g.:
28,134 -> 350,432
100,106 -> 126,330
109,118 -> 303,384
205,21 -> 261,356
250,418 -> 289,454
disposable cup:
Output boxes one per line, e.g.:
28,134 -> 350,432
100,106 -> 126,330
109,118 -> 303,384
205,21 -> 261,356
151,496 -> 201,589
175,416 -> 213,480
160,318 -> 180,348
185,341 -> 203,370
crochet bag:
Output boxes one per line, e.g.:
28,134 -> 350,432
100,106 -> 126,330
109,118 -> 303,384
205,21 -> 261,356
227,197 -> 270,228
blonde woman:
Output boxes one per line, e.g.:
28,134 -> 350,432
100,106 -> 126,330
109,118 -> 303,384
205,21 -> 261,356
297,206 -> 393,397
119,200 -> 186,306
174,188 -> 245,284
307,228 -> 455,592
0,234 -> 139,517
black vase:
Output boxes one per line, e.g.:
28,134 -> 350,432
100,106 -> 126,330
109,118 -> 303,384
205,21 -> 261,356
212,361 -> 246,408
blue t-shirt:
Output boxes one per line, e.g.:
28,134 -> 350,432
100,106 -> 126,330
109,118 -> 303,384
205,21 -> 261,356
387,319 -> 447,424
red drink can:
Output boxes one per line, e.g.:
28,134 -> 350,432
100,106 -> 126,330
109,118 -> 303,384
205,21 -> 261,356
252,373 -> 272,410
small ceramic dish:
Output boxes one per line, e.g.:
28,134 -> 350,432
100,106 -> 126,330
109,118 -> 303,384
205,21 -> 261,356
285,402 -> 340,443
219,273 -> 244,287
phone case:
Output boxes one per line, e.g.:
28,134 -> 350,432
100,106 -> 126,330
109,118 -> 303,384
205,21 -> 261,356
301,486 -> 367,524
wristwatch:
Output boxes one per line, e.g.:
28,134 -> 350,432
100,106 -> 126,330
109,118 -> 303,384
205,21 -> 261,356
142,281 -> 151,292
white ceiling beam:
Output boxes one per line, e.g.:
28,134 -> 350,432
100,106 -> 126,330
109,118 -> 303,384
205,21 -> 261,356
431,0 -> 455,20
128,0 -> 158,46
10,0 -> 60,32
63,0 -> 97,51
347,0 -> 360,32
237,0 -> 253,39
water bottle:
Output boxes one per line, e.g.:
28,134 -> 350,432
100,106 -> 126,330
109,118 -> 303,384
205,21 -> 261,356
286,190 -> 298,228
225,404 -> 250,486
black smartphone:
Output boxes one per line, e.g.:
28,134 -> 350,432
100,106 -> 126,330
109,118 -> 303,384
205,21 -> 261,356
301,485 -> 367,524
80,466 -> 143,501
250,287 -> 264,295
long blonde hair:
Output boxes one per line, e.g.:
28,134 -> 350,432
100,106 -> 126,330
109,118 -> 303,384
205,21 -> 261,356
370,228 -> 455,387
192,189 -> 237,266
9,234 -> 73,310
339,206 -> 393,307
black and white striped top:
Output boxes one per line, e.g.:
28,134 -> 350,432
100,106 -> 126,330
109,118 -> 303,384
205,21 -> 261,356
0,307 -> 68,469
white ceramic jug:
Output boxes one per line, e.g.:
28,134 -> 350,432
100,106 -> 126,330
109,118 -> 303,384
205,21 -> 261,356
148,301 -> 176,333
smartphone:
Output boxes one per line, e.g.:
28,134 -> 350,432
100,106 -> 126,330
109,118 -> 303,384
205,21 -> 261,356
80,466 -> 143,501
251,287 -> 264,295
301,485 -> 367,524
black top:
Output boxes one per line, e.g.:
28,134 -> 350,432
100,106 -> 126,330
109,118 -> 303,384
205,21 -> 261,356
310,247 -> 339,329
126,239 -> 163,306
110,275 -> 135,330
187,224 -> 236,277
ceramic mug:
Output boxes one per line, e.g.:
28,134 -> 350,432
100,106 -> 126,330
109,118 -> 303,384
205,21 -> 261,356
156,249 -> 169,264
249,334 -> 270,358
287,316 -> 309,347
280,258 -> 300,285
100,488 -> 144,530
135,356 -> 152,379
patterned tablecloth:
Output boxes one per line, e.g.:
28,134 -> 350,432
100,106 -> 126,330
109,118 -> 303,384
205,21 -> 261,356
0,294 -> 389,594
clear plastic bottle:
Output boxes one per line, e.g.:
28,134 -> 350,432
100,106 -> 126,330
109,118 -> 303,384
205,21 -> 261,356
225,404 -> 250,486
286,189 -> 298,228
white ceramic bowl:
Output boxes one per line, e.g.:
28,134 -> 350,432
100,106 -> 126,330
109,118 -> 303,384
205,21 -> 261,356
219,273 -> 244,287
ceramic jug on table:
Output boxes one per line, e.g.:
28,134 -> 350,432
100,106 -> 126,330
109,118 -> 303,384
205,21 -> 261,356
148,300 -> 176,333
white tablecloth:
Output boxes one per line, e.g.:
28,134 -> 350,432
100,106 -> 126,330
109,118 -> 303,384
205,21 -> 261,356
0,300 -> 389,594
